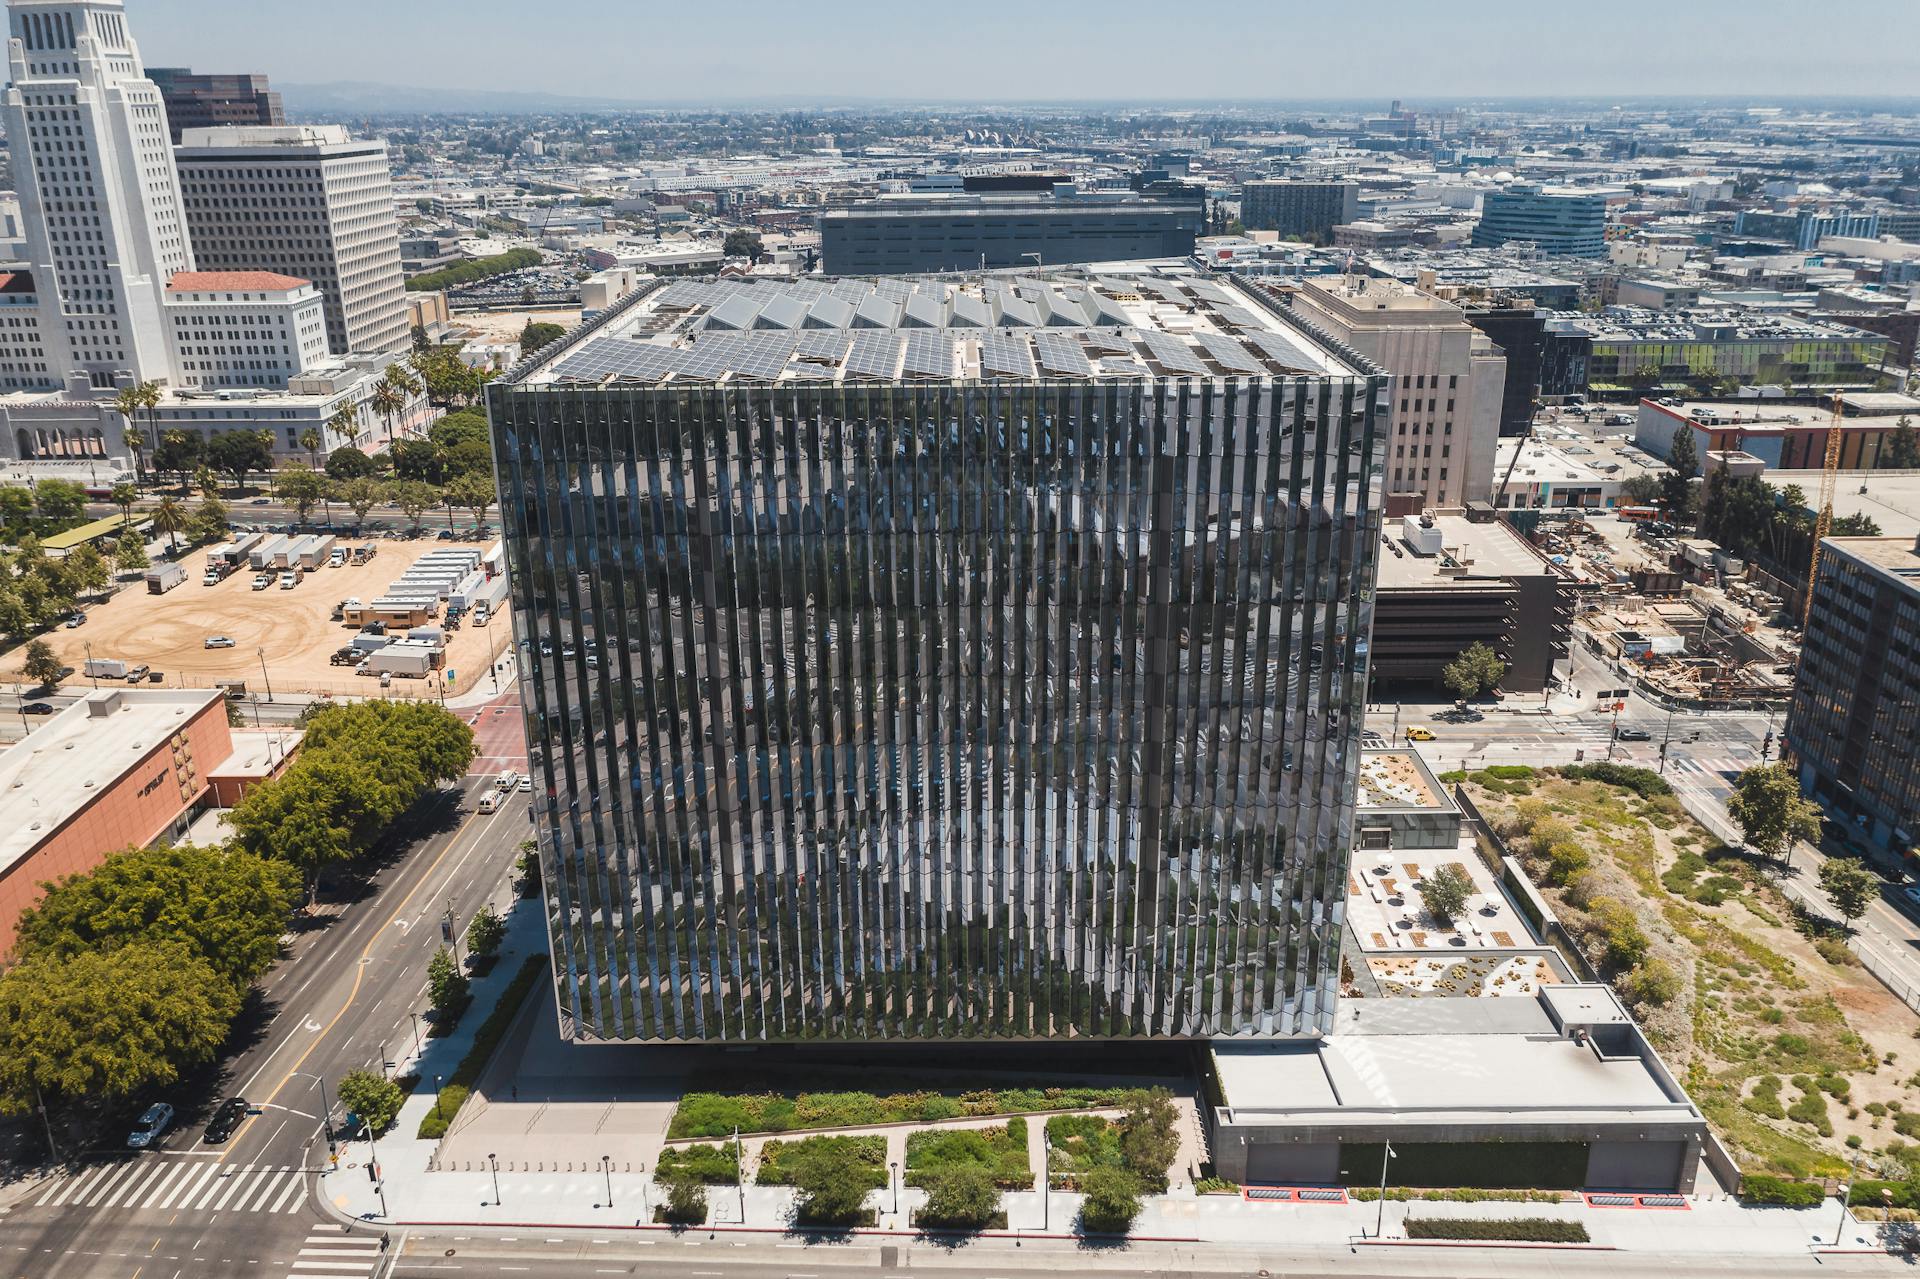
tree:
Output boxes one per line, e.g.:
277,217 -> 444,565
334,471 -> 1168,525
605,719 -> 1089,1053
391,436 -> 444,483
1417,863 -> 1475,926
444,471 -> 496,529
299,427 -> 323,471
1662,423 -> 1698,521
336,1069 -> 404,1136
114,534 -> 149,573
428,410 -> 489,452
340,477 -> 381,529
722,229 -> 763,261
327,405 -> 361,451
225,768 -> 358,901
389,479 -> 441,532
918,1166 -> 999,1230
427,946 -> 468,1016
152,429 -> 203,489
33,479 -> 87,523
0,588 -> 30,638
275,464 -> 328,526
114,385 -> 148,483
1728,763 -> 1821,863
519,320 -> 565,355
0,942 -> 240,1116
327,446 -> 375,481
1819,858 -> 1880,927
64,543 -> 110,599
788,1141 -> 872,1224
662,1170 -> 709,1225
0,485 -> 34,528
1620,473 -> 1664,506
465,903 -> 506,958
205,430 -> 273,492
191,494 -> 230,545
441,437 -> 493,481
1440,641 -> 1506,701
150,495 -> 187,554
370,381 -> 407,449
109,481 -> 138,524
22,638 -> 63,688
1116,1087 -> 1181,1192
1884,416 -> 1920,470
13,843 -> 300,992
1077,1166 -> 1141,1235
1628,363 -> 1664,391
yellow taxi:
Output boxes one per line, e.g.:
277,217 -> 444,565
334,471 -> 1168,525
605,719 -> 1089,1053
1404,726 -> 1436,742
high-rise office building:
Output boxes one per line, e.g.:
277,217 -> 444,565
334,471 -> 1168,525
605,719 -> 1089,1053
145,66 -> 281,142
819,191 -> 1204,274
1238,180 -> 1357,242
1286,275 -> 1504,513
1785,536 -> 1920,856
2,0 -> 195,390
490,270 -> 1387,1044
174,125 -> 409,357
1471,183 -> 1607,258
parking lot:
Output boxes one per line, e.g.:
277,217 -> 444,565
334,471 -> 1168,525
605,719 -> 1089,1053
34,538 -> 513,699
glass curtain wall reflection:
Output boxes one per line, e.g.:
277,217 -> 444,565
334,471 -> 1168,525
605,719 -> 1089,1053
490,373 -> 1385,1042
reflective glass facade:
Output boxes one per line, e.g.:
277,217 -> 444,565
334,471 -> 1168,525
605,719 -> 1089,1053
491,372 -> 1386,1042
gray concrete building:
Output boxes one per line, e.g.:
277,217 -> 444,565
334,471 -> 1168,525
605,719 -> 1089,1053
1239,180 -> 1357,242
818,191 -> 1203,274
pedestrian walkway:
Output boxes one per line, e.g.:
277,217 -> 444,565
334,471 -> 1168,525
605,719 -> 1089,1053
283,1223 -> 386,1277
31,1157 -> 310,1215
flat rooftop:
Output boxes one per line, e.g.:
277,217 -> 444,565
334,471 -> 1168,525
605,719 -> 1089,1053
1375,514 -> 1556,587
1214,988 -> 1695,1123
1649,399 -> 1859,430
512,267 -> 1369,389
1356,748 -> 1448,810
1769,472 -> 1920,539
1821,535 -> 1920,585
0,688 -> 221,876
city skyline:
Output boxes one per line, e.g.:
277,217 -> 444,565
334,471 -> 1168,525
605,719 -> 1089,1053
126,0 -> 1920,107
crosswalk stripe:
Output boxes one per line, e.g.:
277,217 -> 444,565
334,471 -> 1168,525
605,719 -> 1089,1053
298,1246 -> 382,1256
187,1164 -> 240,1210
138,1160 -> 193,1209
38,1161 -> 102,1207
76,1161 -> 137,1207
242,1168 -> 293,1212
159,1162 -> 221,1210
288,1263 -> 380,1274
267,1172 -> 309,1214
99,1161 -> 158,1207
209,1164 -> 259,1211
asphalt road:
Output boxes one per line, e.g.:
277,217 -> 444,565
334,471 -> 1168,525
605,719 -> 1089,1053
85,497 -> 494,540
2,764 -> 532,1279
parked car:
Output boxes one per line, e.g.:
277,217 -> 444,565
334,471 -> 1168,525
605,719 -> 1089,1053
127,1102 -> 174,1149
1903,885 -> 1920,910
251,573 -> 273,591
201,1097 -> 248,1145
517,776 -> 533,792
123,664 -> 151,683
63,612 -> 86,628
204,636 -> 236,649
1404,726 -> 1436,742
20,701 -> 54,715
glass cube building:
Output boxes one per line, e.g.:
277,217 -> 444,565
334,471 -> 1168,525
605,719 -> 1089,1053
488,270 -> 1387,1043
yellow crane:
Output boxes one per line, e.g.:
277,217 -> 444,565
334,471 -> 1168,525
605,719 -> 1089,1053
1802,393 -> 1845,629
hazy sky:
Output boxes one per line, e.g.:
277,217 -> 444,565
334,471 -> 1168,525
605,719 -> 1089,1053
121,0 -> 1920,103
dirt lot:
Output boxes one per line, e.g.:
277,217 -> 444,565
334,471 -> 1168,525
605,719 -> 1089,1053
33,538 -> 513,699
1465,766 -> 1920,1183
456,307 -> 581,343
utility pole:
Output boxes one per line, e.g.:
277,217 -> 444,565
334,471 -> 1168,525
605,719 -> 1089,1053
257,647 -> 274,703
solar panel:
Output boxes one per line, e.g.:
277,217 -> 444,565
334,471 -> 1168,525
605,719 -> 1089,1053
1082,328 -> 1135,354
1244,329 -> 1325,373
1195,333 -> 1264,375
551,337 -> 685,383
843,330 -> 900,380
1139,331 -> 1211,376
1212,304 -> 1264,331
794,330 -> 850,363
720,332 -> 797,381
902,329 -> 953,379
981,332 -> 1036,379
1033,330 -> 1092,378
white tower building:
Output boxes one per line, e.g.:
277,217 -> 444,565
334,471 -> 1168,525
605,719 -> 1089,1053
3,0 -> 194,389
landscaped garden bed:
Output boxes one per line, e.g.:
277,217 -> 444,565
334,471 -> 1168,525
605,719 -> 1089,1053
904,1119 -> 1031,1189
670,1083 -> 1144,1139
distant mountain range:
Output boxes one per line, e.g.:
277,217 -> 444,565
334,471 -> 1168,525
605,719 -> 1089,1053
278,81 -> 654,116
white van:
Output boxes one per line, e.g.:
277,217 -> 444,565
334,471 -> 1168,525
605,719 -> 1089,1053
496,769 -> 518,791
476,789 -> 505,814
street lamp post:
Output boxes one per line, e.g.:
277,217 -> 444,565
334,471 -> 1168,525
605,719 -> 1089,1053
487,1152 -> 501,1206
600,1153 -> 613,1209
85,641 -> 97,689
291,1071 -> 335,1157
408,1012 -> 424,1059
257,647 -> 274,703
1041,1132 -> 1051,1232
1375,1141 -> 1396,1239
889,1161 -> 899,1215
1832,1154 -> 1859,1246
640,1160 -> 649,1220
734,1125 -> 745,1224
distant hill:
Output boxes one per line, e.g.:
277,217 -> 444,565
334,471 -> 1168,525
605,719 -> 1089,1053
279,81 -> 651,116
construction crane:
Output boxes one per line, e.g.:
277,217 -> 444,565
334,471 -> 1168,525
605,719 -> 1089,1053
1801,393 -> 1846,629
1492,391 -> 1542,515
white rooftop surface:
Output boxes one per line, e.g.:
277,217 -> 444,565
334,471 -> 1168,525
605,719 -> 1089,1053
519,268 -> 1365,388
215,728 -> 299,780
0,688 -> 221,875
1374,514 -> 1554,587
1215,993 -> 1689,1121
1769,469 -> 1920,539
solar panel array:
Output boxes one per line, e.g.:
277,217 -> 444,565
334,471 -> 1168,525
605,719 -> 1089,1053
794,330 -> 849,363
1243,329 -> 1326,374
902,329 -> 953,379
552,337 -> 686,383
1195,333 -> 1264,375
1033,330 -> 1092,378
1139,331 -> 1211,376
981,332 -> 1036,379
843,330 -> 900,380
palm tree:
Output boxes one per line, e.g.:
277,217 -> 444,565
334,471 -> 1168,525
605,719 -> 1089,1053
380,363 -> 422,439
109,481 -> 137,527
370,382 -> 406,451
299,427 -> 322,471
113,387 -> 146,484
194,465 -> 220,501
135,380 -> 162,472
326,405 -> 358,451
151,495 -> 185,556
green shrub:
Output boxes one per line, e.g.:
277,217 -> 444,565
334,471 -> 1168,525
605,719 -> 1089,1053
1741,1174 -> 1824,1206
1619,958 -> 1680,1009
413,954 -> 547,1140
1894,1111 -> 1920,1139
1045,1113 -> 1123,1182
669,1083 -> 1139,1139
905,1123 -> 1031,1188
1403,1217 -> 1589,1243
1588,897 -> 1650,969
1545,840 -> 1590,886
916,1166 -> 1001,1231
1556,762 -> 1672,798
756,1135 -> 886,1187
1077,1166 -> 1141,1234
1483,765 -> 1537,780
1744,1076 -> 1786,1119
1815,1074 -> 1851,1100
1195,1177 -> 1239,1195
1787,1089 -> 1832,1136
656,1141 -> 741,1185
1814,936 -> 1858,967
416,1085 -> 469,1140
1438,770 -> 1468,783
661,1173 -> 708,1225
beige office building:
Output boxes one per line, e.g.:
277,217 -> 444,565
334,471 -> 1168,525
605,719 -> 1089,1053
1288,275 -> 1503,512
174,125 -> 408,357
